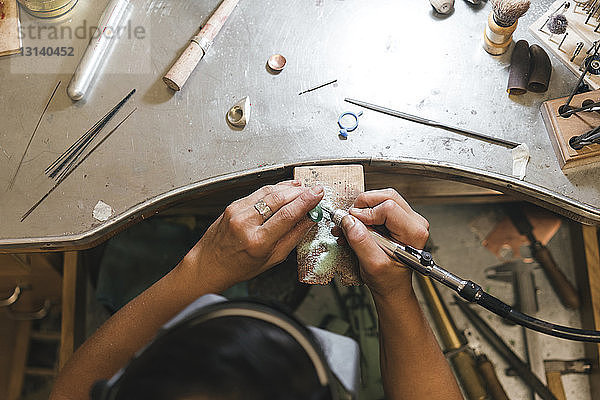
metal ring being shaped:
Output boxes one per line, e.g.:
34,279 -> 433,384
254,199 -> 273,221
338,111 -> 363,138
308,205 -> 324,222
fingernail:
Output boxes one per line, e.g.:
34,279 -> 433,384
291,180 -> 301,186
311,185 -> 324,195
341,215 -> 355,231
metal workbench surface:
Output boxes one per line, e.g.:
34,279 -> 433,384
0,0 -> 599,251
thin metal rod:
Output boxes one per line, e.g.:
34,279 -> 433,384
585,1 -> 598,23
564,42 -> 599,109
7,81 -> 61,191
45,89 -> 136,178
570,42 -> 584,62
298,79 -> 337,95
46,114 -> 106,177
540,1 -> 569,31
21,108 -> 137,222
557,101 -> 600,116
344,98 -> 520,149
45,112 -> 106,175
558,32 -> 568,51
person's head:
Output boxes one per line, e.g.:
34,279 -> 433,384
92,299 -> 338,400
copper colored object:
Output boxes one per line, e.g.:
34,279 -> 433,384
482,207 -> 561,260
267,54 -> 286,71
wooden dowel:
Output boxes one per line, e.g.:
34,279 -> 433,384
163,0 -> 241,91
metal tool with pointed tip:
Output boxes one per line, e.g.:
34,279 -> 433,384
227,96 -> 251,128
344,98 -> 520,148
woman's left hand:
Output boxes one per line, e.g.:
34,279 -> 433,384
182,180 -> 324,292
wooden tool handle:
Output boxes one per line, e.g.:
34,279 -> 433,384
545,371 -> 567,400
163,0 -> 240,91
450,351 -> 488,400
533,244 -> 581,309
199,0 -> 240,43
476,355 -> 510,400
163,41 -> 205,91
483,11 -> 517,55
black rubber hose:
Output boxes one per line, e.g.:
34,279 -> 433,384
459,281 -> 600,342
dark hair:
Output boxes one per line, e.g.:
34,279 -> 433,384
112,316 -> 332,400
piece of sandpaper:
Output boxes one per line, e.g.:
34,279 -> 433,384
294,165 -> 363,286
0,0 -> 22,57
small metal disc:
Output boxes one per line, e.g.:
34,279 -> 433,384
267,54 -> 287,71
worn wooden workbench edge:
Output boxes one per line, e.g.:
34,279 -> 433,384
1,157 -> 599,253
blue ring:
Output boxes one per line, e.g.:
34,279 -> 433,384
338,111 -> 363,137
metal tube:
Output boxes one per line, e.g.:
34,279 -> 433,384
67,0 -> 131,100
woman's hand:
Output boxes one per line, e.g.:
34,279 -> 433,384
183,180 -> 324,291
340,189 -> 430,300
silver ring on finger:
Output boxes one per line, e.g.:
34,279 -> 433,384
254,199 -> 273,221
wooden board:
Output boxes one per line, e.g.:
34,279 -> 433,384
540,89 -> 600,169
581,225 -> 600,397
0,0 -> 21,57
530,0 -> 600,90
294,165 -> 364,286
59,251 -> 78,370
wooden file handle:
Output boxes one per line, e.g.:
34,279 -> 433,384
476,355 -> 509,400
450,351 -> 488,400
545,371 -> 567,400
533,244 -> 581,309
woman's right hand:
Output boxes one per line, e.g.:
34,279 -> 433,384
340,189 -> 430,300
